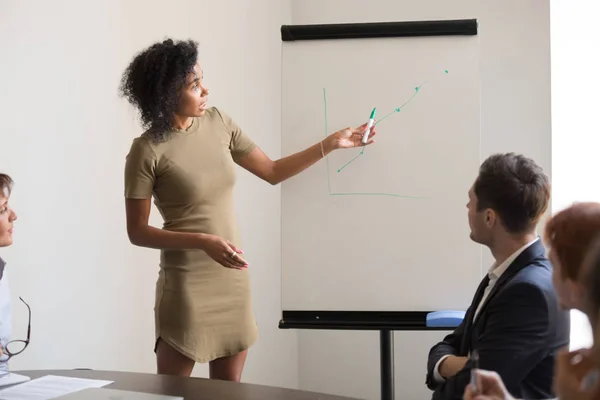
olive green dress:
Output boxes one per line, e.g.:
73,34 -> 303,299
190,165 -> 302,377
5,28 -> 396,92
124,107 -> 258,363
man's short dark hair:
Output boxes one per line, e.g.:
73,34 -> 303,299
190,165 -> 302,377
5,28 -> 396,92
474,153 -> 550,234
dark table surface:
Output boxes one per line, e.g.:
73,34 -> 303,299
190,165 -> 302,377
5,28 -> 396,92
15,370 -> 362,400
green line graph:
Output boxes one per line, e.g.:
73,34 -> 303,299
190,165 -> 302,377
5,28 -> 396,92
335,81 -> 426,174
322,71 -> 448,199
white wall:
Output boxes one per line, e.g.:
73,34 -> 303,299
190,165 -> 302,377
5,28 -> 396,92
0,0 -> 297,389
550,0 -> 599,350
291,1 -> 552,399
3,1 -> 582,397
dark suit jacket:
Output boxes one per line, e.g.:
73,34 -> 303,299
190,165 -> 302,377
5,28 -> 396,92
425,239 -> 570,400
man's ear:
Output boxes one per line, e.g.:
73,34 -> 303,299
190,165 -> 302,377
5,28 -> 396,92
485,209 -> 496,228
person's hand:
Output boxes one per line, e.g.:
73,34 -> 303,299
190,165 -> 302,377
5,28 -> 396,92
200,234 -> 248,270
463,369 -> 515,400
325,122 -> 377,151
554,348 -> 600,400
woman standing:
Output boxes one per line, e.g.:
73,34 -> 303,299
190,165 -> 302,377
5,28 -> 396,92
120,38 -> 376,381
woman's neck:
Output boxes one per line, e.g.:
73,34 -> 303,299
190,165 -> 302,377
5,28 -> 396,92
172,115 -> 193,131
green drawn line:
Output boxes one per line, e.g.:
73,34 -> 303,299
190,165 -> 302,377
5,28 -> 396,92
336,80 -> 428,173
373,109 -> 400,126
322,86 -> 429,200
337,149 -> 365,173
372,81 -> 426,127
330,70 -> 450,177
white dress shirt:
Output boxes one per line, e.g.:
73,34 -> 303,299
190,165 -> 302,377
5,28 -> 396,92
0,257 -> 12,373
432,237 -> 539,383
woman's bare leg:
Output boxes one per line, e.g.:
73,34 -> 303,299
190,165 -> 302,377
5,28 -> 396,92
209,350 -> 248,382
155,338 -> 195,377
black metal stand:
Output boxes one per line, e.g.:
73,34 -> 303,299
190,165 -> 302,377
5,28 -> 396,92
380,330 -> 395,400
279,311 -> 458,400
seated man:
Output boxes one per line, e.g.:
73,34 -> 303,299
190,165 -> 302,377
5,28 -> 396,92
463,202 -> 600,399
425,153 -> 570,400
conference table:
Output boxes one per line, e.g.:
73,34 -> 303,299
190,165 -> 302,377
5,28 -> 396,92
16,370 -> 361,400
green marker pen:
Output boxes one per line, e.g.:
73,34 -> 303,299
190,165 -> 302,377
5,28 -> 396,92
361,107 -> 376,144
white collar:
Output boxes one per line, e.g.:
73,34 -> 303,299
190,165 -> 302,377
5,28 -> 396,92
488,237 -> 539,280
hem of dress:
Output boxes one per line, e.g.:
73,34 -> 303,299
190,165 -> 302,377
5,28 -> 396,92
156,332 -> 259,364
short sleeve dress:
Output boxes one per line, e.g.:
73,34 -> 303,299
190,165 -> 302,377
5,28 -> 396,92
123,107 -> 258,363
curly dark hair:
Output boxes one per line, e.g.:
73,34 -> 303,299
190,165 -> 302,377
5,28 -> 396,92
119,38 -> 198,140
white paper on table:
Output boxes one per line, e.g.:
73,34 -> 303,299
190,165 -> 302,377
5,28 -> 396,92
0,372 -> 31,387
0,374 -> 113,400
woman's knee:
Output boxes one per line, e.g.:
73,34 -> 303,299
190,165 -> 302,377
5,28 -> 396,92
209,350 -> 247,381
155,337 -> 195,377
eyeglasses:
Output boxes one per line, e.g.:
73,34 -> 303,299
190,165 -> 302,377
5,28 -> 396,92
2,297 -> 30,361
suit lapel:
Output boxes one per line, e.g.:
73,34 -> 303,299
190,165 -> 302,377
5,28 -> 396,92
461,274 -> 490,352
473,239 -> 546,325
